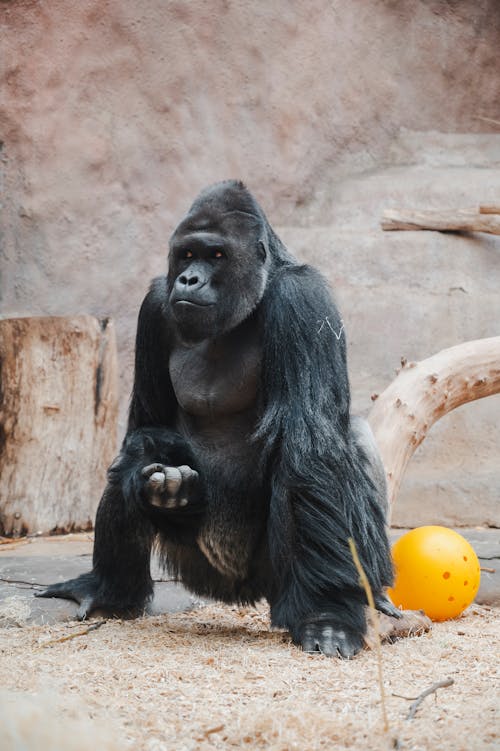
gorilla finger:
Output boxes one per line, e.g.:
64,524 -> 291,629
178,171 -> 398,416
322,633 -> 361,659
301,622 -> 326,653
36,582 -> 80,603
142,463 -> 165,478
335,638 -> 359,659
164,467 -> 182,495
76,596 -> 96,621
301,633 -> 321,653
178,465 -> 198,483
310,626 -> 346,658
301,622 -> 363,658
315,625 -> 345,657
147,471 -> 166,490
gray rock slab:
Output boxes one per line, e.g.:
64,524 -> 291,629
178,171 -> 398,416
0,536 -> 202,626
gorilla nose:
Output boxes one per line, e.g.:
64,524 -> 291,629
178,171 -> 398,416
175,275 -> 207,298
178,274 -> 199,287
172,272 -> 215,306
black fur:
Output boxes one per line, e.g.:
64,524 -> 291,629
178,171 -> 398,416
38,180 -> 397,656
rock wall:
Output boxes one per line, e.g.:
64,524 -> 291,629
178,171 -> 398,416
1,0 -> 499,526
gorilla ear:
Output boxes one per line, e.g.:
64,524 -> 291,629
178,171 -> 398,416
257,240 -> 267,263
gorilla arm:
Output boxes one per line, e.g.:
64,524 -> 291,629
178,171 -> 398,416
36,279 -> 203,618
256,264 -> 394,656
128,276 -> 178,431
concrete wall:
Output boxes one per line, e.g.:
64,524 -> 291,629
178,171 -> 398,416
1,0 -> 499,526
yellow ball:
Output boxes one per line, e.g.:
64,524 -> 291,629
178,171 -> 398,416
388,526 -> 481,622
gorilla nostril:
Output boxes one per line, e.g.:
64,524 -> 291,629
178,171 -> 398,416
179,275 -> 188,285
187,276 -> 199,286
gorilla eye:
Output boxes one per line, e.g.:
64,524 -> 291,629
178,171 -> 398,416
212,250 -> 224,259
184,250 -> 193,259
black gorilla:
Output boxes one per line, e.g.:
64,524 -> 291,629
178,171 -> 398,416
38,180 -> 399,657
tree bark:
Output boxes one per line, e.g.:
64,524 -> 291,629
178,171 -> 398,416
0,316 -> 119,536
381,208 -> 500,235
368,337 -> 500,516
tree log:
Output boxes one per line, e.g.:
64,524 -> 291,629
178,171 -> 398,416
381,208 -> 500,235
368,337 -> 500,516
0,316 -> 118,536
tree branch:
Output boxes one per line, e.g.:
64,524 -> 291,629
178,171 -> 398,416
368,337 -> 500,512
405,678 -> 454,720
479,205 -> 500,215
381,209 -> 500,235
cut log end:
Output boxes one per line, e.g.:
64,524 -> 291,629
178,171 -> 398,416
0,316 -> 119,536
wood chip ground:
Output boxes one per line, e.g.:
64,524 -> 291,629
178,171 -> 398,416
0,602 -> 498,750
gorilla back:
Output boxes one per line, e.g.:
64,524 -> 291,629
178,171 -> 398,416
38,180 -> 398,658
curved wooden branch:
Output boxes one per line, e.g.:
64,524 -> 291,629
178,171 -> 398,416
368,337 -> 500,514
381,209 -> 500,235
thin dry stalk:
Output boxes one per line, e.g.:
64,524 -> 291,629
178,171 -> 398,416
38,619 -> 107,648
348,538 -> 389,734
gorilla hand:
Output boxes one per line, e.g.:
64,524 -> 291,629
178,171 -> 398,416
142,463 -> 199,510
297,612 -> 365,658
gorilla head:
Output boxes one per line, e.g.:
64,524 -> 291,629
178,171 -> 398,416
167,180 -> 273,342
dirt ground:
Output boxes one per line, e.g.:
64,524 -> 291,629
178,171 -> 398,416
0,600 -> 498,751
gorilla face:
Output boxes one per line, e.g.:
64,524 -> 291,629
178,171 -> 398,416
167,181 -> 271,342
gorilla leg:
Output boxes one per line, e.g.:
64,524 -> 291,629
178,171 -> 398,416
350,416 -> 387,515
350,416 -> 401,619
268,425 -> 396,657
36,482 -> 156,620
37,428 -> 203,619
272,577 -> 367,658
266,480 -> 365,657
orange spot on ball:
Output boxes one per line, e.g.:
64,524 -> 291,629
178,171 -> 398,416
448,596 -> 455,602
443,571 -> 451,579
463,556 -> 468,561
464,581 -> 468,586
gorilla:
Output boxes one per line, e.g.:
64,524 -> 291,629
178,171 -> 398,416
38,180 -> 399,657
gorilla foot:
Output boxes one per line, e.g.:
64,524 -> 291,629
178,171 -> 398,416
36,571 -> 148,620
298,613 -> 365,658
36,572 -> 104,620
142,463 -> 199,509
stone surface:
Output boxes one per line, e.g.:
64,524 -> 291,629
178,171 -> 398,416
0,535 -> 201,626
0,531 -> 498,628
281,148 -> 500,527
1,2 -> 499,527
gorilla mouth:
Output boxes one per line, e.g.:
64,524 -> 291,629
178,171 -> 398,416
174,300 -> 214,308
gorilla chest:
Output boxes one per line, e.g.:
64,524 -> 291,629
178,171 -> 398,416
169,336 -> 261,418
